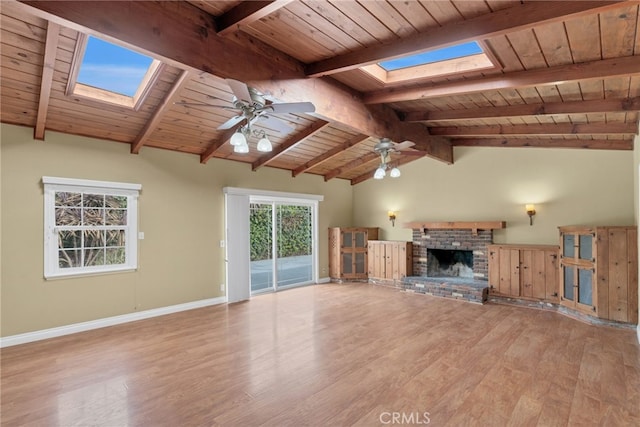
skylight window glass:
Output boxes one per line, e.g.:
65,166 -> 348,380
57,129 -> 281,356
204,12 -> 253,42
77,36 -> 154,97
379,41 -> 484,71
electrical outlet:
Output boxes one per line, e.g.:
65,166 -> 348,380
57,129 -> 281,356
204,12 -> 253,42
220,283 -> 225,292
219,240 -> 225,248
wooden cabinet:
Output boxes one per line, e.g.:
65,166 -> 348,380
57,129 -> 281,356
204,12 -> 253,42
328,227 -> 378,281
487,244 -> 559,301
367,241 -> 412,282
559,226 -> 638,323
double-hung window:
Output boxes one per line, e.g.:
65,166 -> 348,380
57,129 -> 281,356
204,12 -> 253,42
43,177 -> 141,279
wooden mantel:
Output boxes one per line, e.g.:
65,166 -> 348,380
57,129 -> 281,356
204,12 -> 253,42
403,221 -> 506,236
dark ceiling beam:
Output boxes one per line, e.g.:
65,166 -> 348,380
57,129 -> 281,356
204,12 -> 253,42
323,152 -> 379,182
429,123 -> 638,136
216,1 -> 293,36
131,69 -> 191,154
18,0 -> 453,164
365,56 -> 640,105
305,1 -> 633,77
252,120 -> 330,171
34,21 -> 60,140
200,121 -> 246,164
350,154 -> 427,186
292,134 -> 369,177
403,97 -> 640,123
451,138 -> 634,150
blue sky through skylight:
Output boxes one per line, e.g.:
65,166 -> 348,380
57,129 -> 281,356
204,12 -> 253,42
77,36 -> 153,97
378,41 -> 483,71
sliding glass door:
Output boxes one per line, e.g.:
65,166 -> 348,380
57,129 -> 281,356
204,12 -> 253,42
250,201 -> 314,294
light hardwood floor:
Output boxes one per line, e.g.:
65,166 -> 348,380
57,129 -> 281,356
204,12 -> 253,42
2,283 -> 639,426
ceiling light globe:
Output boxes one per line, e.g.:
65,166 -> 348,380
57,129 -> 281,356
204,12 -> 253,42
256,135 -> 273,152
230,131 -> 246,147
374,167 -> 386,180
390,167 -> 401,178
233,141 -> 249,154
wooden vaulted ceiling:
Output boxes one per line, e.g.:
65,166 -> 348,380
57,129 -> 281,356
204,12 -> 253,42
1,1 -> 639,185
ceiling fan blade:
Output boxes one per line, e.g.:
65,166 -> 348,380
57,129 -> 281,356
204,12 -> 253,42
268,102 -> 316,114
255,115 -> 293,134
226,79 -> 252,104
217,115 -> 245,130
394,141 -> 415,150
174,102 -> 235,109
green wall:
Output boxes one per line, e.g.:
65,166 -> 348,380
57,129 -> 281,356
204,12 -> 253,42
353,146 -> 635,245
0,124 -> 353,336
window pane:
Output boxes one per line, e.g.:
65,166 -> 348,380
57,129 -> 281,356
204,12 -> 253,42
58,230 -> 81,249
343,232 -> 352,248
578,268 -> 593,306
59,249 -> 82,268
355,232 -> 365,248
343,253 -> 352,274
56,207 -> 81,226
83,193 -> 104,207
563,266 -> 574,301
105,248 -> 125,265
55,192 -> 81,207
579,235 -> 593,260
84,248 -> 105,266
83,208 -> 104,226
106,230 -> 125,247
355,252 -> 365,273
563,234 -> 575,258
105,195 -> 127,209
84,230 -> 105,248
105,209 -> 127,225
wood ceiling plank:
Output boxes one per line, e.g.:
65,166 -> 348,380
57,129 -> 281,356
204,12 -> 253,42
388,1 -> 437,33
306,1 -> 634,77
34,21 -> 59,140
403,97 -> 640,123
451,138 -> 634,150
364,55 -> 640,104
420,1 -> 462,26
600,4 -> 638,59
251,120 -> 330,170
535,21 -> 573,67
327,1 -> 397,43
300,0 -> 376,47
216,1 -> 293,36
506,29 -> 548,70
17,0 -> 451,163
323,151 -> 379,181
430,122 -> 638,136
131,70 -> 191,154
292,133 -> 369,177
358,0 -> 416,38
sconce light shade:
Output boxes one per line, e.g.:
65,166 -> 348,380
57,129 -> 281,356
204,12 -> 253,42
389,167 -> 401,178
388,211 -> 396,227
230,131 -> 246,147
526,204 -> 536,226
374,166 -> 386,180
256,135 -> 273,152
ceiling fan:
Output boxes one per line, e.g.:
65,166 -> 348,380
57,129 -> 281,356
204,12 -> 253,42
373,138 -> 415,179
177,79 -> 316,153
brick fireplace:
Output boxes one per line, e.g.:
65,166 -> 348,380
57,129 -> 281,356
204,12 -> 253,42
411,228 -> 493,280
401,221 -> 506,304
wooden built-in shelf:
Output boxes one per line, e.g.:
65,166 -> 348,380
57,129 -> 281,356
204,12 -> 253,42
403,221 -> 506,236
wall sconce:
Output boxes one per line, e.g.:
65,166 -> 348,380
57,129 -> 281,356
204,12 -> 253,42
526,204 -> 536,226
388,211 -> 396,227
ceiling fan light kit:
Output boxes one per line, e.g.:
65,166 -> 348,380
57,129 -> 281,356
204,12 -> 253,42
373,138 -> 404,180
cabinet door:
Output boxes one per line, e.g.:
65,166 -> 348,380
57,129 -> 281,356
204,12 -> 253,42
487,247 -> 500,292
498,249 -> 520,296
521,250 -> 534,298
608,229 -> 629,322
544,250 -> 559,301
561,264 -> 595,314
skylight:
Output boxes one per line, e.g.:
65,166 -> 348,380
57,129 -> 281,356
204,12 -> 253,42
77,36 -> 154,97
379,41 -> 484,71
361,40 -> 498,86
67,34 -> 162,110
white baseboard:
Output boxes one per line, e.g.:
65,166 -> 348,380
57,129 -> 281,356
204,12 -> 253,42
317,277 -> 331,284
0,296 -> 227,348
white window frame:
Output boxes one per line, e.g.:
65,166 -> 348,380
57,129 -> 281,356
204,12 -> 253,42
43,176 -> 141,279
